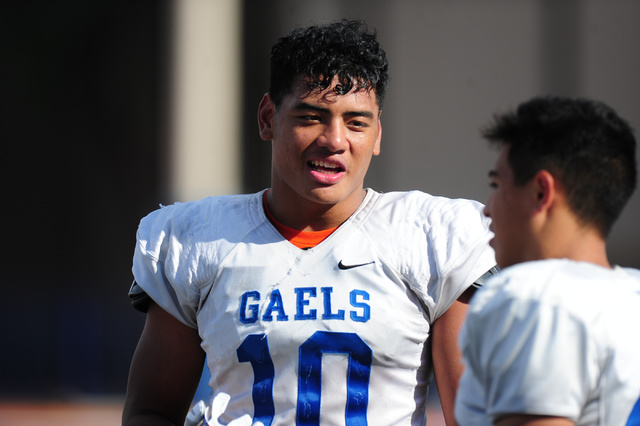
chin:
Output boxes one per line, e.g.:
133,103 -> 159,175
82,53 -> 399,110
309,186 -> 351,203
307,189 -> 340,202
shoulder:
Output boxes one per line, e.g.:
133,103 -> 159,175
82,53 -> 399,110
473,260 -> 574,302
617,265 -> 640,282
365,190 -> 489,236
462,261 -> 579,357
140,192 -> 260,224
134,192 -> 269,266
361,190 -> 495,317
360,190 -> 488,242
467,261 -> 558,320
470,259 -> 640,322
371,190 -> 485,218
131,192 -> 269,322
495,259 -> 640,295
138,192 -> 264,240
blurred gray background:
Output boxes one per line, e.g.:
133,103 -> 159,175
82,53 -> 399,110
2,0 -> 638,403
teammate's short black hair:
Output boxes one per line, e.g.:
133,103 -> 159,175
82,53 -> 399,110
483,95 -> 637,237
268,19 -> 389,110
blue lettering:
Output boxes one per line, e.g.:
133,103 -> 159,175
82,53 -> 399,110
350,290 -> 371,322
240,291 -> 260,324
262,289 -> 289,321
321,287 -> 345,320
295,287 -> 317,320
240,288 -> 370,324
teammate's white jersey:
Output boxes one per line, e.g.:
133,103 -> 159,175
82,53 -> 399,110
132,189 -> 495,425
455,259 -> 640,426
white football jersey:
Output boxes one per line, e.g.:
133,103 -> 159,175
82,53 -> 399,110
132,189 -> 495,425
456,259 -> 640,426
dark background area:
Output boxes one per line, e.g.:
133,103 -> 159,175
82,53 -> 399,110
1,1 -> 171,398
0,0 -> 282,401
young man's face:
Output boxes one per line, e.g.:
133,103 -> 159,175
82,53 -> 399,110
484,145 -> 537,268
259,76 -> 382,212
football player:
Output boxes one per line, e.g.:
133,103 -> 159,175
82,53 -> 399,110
123,19 -> 496,425
455,96 -> 640,425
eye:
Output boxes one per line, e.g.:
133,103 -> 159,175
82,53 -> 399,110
488,171 -> 499,189
298,114 -> 321,123
348,119 -> 370,130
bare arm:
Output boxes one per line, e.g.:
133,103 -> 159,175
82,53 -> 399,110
123,301 -> 206,426
431,287 -> 474,426
496,415 -> 574,426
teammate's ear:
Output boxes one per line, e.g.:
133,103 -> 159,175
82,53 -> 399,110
533,170 -> 555,212
258,93 -> 275,141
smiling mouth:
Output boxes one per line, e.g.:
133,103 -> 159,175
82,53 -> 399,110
309,160 -> 344,174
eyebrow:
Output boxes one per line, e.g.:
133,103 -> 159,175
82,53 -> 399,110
488,170 -> 498,178
294,102 -> 375,119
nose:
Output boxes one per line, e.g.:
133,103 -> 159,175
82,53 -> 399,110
316,120 -> 348,152
483,197 -> 492,218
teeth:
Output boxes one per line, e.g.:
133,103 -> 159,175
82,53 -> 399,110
310,160 -> 338,169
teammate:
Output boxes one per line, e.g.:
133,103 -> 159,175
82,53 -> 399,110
122,20 -> 496,425
455,96 -> 640,425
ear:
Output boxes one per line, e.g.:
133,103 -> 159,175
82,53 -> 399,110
257,93 -> 275,141
532,169 -> 556,213
372,117 -> 382,156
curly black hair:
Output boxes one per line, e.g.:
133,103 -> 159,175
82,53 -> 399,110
483,96 -> 637,237
268,19 -> 389,109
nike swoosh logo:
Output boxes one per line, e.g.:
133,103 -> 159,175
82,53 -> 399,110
338,260 -> 375,270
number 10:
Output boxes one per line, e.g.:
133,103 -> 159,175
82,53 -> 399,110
237,331 -> 372,425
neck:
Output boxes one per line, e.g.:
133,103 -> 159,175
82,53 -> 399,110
539,212 -> 611,268
265,187 -> 367,231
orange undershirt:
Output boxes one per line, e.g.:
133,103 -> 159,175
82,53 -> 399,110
263,191 -> 337,249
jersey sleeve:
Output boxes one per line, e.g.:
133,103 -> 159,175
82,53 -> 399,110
422,196 -> 496,320
458,273 -> 597,423
131,203 -> 203,328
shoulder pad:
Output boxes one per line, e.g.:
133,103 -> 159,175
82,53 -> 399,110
472,265 -> 500,288
129,281 -> 151,312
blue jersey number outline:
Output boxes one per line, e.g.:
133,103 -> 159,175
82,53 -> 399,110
237,331 -> 372,426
